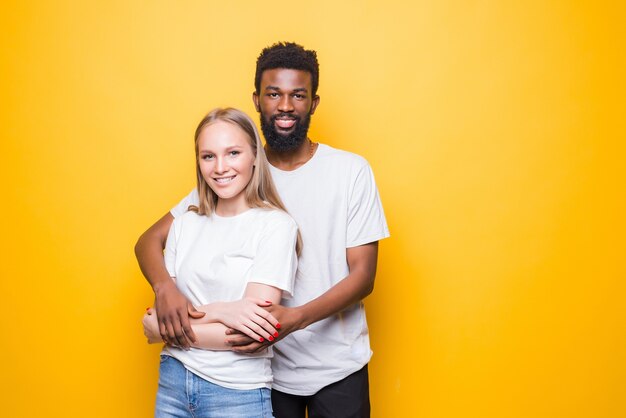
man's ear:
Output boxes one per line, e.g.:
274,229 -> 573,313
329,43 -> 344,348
310,95 -> 320,115
252,92 -> 260,112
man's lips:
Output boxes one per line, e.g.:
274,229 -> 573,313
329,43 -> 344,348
273,116 -> 297,130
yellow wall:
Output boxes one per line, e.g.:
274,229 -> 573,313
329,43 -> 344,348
1,1 -> 624,417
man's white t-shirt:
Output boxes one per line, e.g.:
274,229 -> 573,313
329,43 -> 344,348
171,143 -> 389,395
162,208 -> 298,390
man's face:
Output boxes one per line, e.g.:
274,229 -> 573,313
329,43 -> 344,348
253,68 -> 320,152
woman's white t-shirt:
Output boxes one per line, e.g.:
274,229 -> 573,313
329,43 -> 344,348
171,144 -> 390,395
162,207 -> 298,390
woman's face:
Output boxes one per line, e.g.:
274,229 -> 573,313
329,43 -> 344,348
197,120 -> 256,214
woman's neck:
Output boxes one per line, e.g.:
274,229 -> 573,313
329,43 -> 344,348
215,199 -> 251,217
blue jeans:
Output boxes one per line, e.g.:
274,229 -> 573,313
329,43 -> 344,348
155,355 -> 274,418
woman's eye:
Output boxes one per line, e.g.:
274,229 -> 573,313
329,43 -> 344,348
230,151 -> 240,157
202,154 -> 214,160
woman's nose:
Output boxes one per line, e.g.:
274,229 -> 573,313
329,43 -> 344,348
215,157 -> 227,173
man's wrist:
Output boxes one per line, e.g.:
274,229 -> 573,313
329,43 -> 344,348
292,305 -> 309,330
152,277 -> 174,295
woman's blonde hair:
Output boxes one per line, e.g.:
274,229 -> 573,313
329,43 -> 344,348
190,107 -> 301,254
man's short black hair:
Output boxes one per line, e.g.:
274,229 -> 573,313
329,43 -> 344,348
255,42 -> 319,96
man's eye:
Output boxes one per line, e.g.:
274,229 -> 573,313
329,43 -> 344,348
268,93 -> 279,98
294,94 -> 305,99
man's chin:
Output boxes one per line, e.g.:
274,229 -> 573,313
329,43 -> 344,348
265,132 -> 306,153
260,112 -> 311,153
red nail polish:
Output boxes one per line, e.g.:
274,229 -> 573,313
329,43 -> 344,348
259,337 -> 264,342
276,323 -> 281,329
146,307 -> 151,311
274,332 -> 279,338
269,336 -> 274,341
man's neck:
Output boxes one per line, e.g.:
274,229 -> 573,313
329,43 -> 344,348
265,138 -> 317,171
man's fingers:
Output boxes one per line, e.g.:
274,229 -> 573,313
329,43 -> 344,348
180,313 -> 198,345
170,319 -> 189,349
159,320 -> 169,344
225,334 -> 254,346
231,341 -> 267,354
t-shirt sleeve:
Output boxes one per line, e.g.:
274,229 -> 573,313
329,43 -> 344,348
170,189 -> 199,218
248,216 -> 298,298
163,219 -> 179,278
346,162 -> 390,248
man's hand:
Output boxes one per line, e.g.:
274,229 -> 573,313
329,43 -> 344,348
264,304 -> 303,342
224,329 -> 268,354
154,280 -> 205,349
226,304 -> 304,353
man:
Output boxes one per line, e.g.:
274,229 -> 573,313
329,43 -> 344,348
135,42 -> 389,417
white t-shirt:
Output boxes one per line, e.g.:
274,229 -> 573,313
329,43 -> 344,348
171,143 -> 389,395
162,208 -> 298,390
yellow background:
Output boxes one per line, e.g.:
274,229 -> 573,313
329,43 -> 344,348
1,1 -> 624,417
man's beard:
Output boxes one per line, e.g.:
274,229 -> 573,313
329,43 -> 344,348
260,111 -> 312,153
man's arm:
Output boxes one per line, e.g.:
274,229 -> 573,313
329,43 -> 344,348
229,241 -> 379,353
135,212 -> 203,349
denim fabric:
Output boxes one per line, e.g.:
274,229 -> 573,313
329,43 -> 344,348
156,355 -> 273,418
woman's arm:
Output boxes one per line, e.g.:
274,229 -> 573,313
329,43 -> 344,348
193,287 -> 281,342
143,283 -> 283,350
143,308 -> 230,350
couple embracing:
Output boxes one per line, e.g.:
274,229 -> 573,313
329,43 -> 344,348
137,42 -> 389,418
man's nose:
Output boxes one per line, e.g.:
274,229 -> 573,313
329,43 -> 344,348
278,95 -> 294,112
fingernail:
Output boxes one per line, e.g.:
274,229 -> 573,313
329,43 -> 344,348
146,307 -> 150,311
274,332 -> 279,338
265,300 -> 272,303
259,337 -> 264,342
276,323 -> 281,329
269,336 -> 274,341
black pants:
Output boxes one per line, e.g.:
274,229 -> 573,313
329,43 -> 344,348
272,365 -> 370,418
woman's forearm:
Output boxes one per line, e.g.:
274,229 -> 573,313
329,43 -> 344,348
144,310 -> 251,351
189,323 -> 232,350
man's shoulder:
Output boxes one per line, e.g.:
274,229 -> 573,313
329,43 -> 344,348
316,143 -> 369,170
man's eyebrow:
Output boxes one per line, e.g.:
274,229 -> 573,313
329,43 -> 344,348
264,86 -> 309,93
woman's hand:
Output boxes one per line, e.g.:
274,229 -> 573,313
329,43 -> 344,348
143,308 -> 164,344
211,298 -> 280,343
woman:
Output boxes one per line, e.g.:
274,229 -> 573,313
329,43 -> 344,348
142,108 -> 300,418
